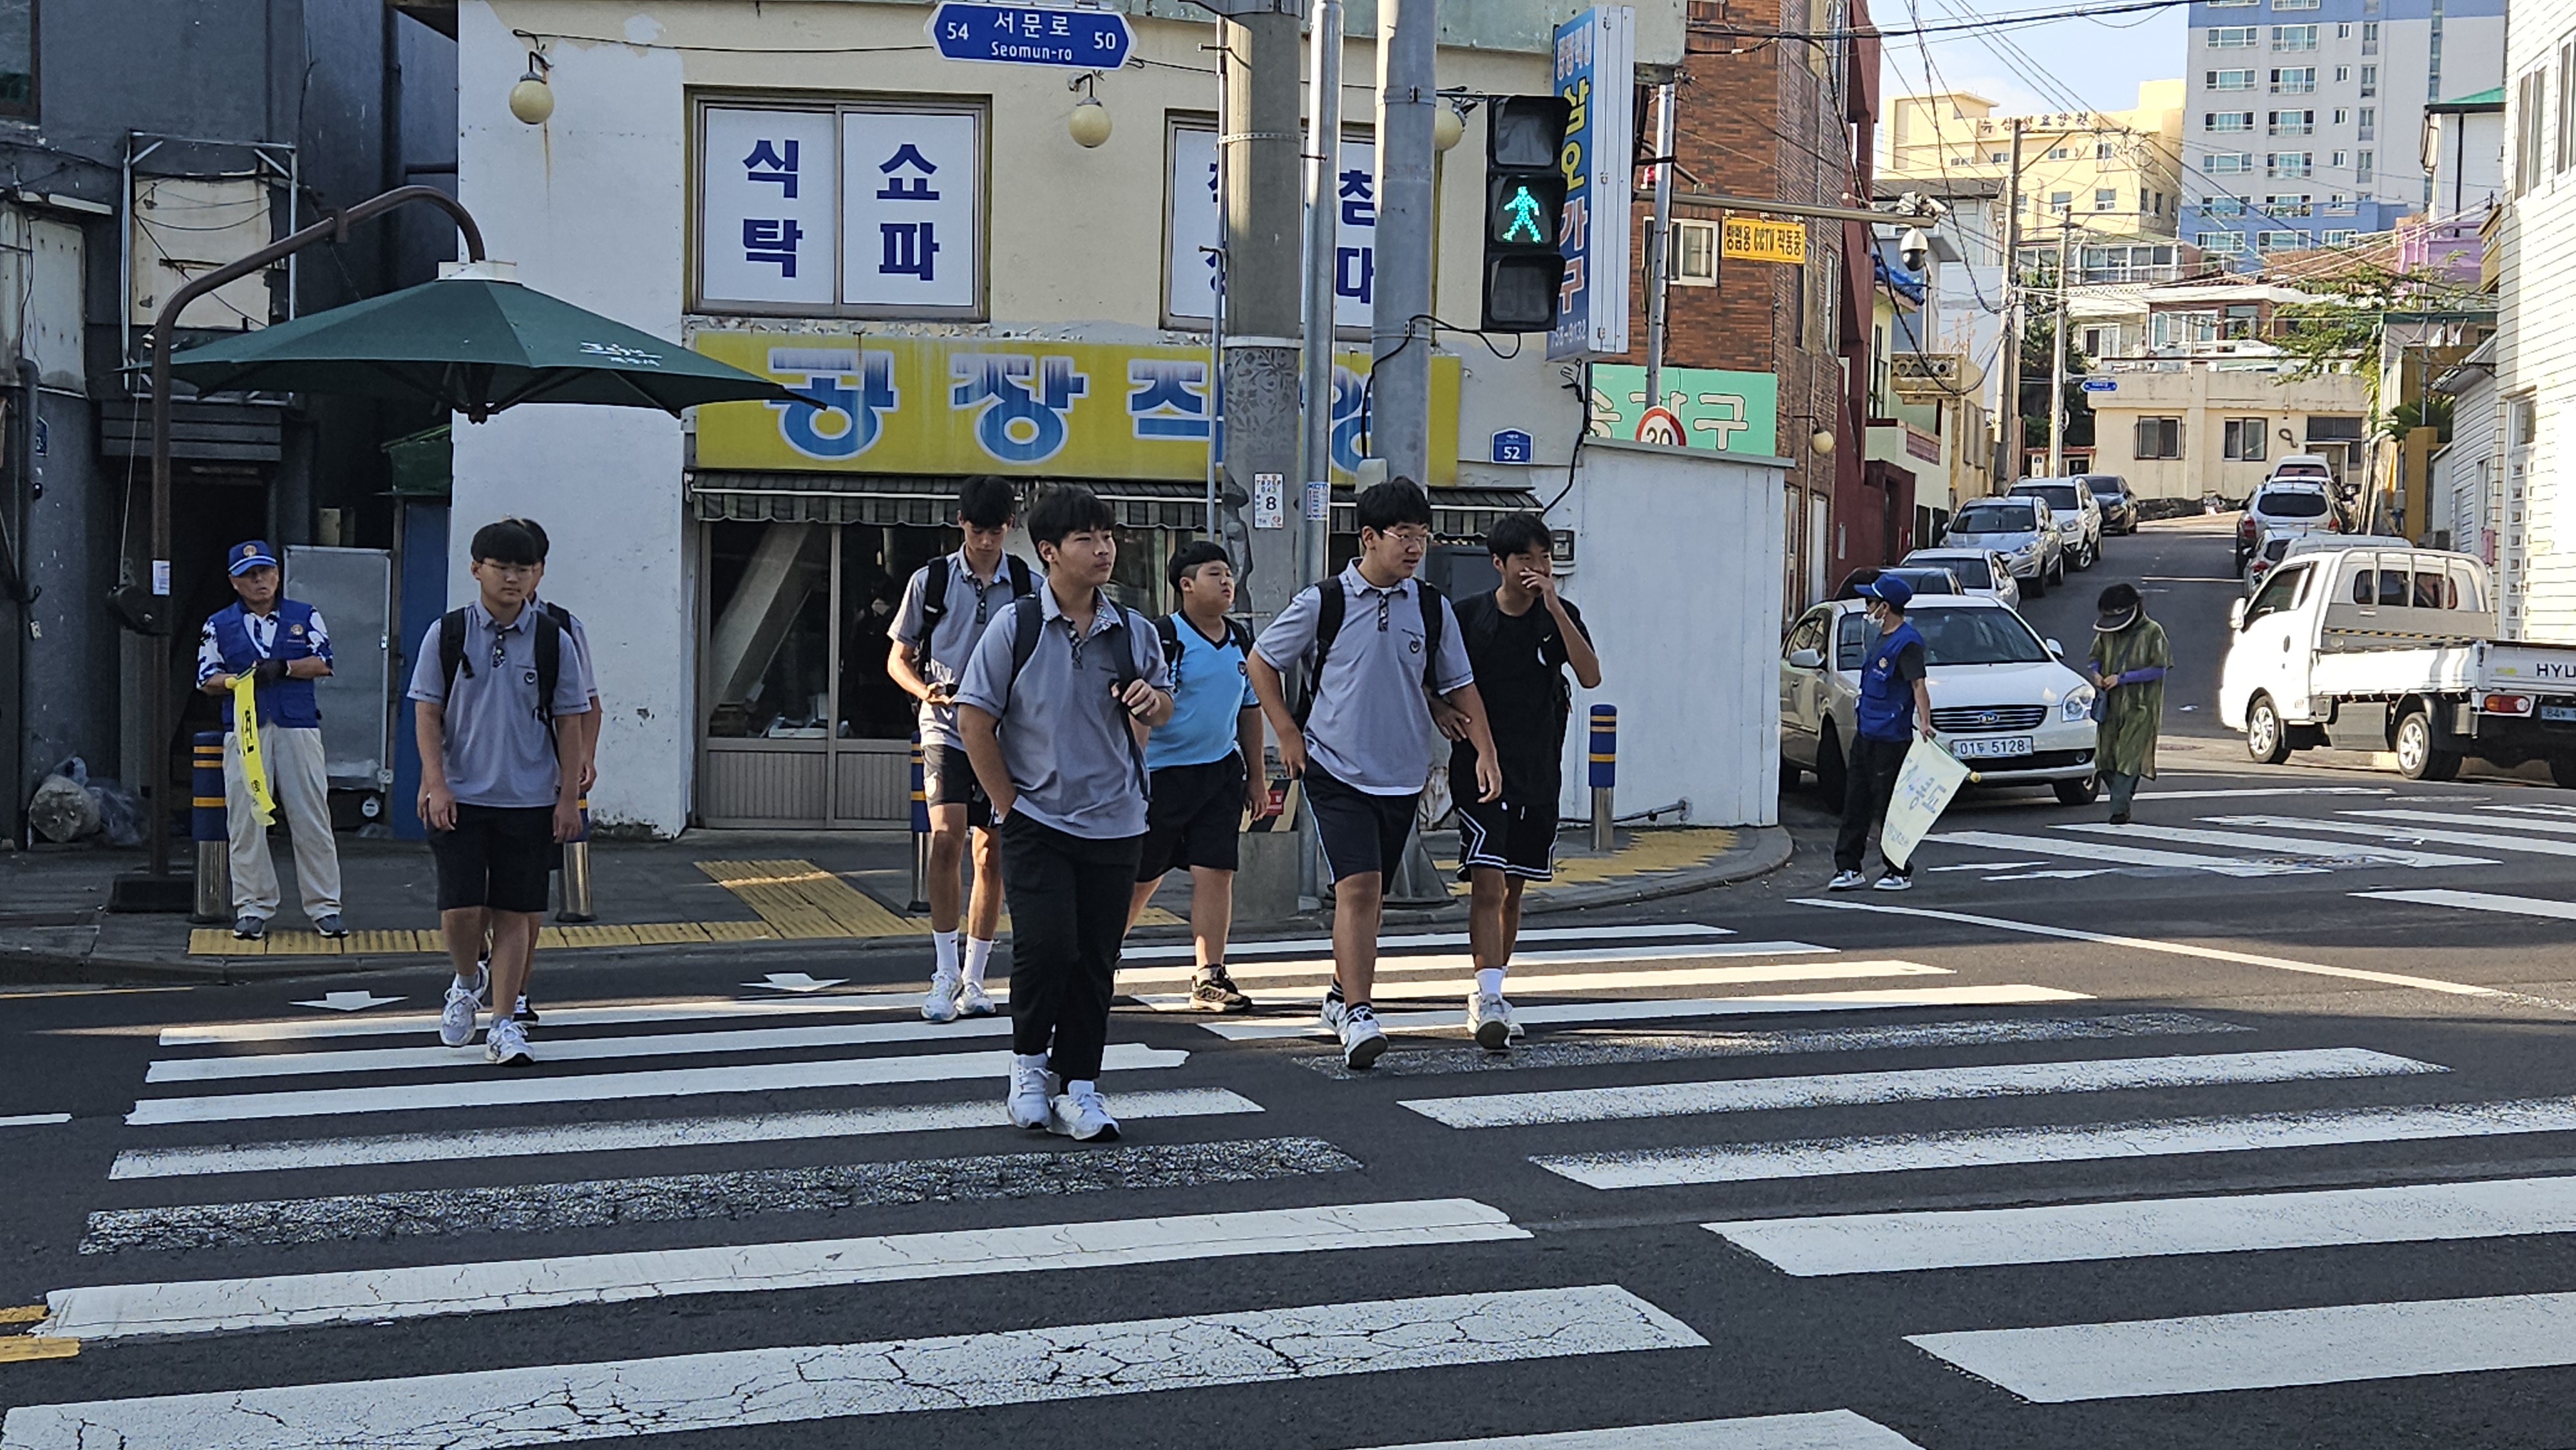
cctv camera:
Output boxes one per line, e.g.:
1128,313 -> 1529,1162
1899,227 -> 1929,274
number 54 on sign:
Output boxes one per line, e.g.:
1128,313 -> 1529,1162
1722,216 -> 1806,266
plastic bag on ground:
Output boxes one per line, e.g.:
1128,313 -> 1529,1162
27,773 -> 99,843
89,778 -> 146,847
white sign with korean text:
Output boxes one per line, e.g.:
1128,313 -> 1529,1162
701,108 -> 838,308
1166,126 -> 1374,330
842,109 -> 981,312
1878,737 -> 1973,871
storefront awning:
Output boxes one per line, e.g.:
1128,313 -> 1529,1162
690,472 -> 1540,538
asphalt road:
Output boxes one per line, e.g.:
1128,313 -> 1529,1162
7,518 -> 2576,1450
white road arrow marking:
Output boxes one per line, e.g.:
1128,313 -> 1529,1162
289,992 -> 402,1013
744,972 -> 848,993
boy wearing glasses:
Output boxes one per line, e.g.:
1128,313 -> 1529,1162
409,520 -> 595,1066
1249,480 -> 1501,1069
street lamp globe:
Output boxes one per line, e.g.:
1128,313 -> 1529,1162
1810,429 -> 1837,455
1068,97 -> 1112,148
508,59 -> 554,126
1433,104 -> 1465,153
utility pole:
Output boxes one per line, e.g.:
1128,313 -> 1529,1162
1298,1 -> 1341,592
1642,76 -> 1678,413
2047,217 -> 2072,477
1993,118 -> 2025,489
1217,5 -> 1304,616
1371,0 -> 1436,487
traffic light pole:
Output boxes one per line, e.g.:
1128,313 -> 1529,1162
1299,0 -> 1341,594
1371,0 -> 1436,487
1642,79 -> 1677,413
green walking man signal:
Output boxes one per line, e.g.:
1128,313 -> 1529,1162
1499,183 -> 1549,244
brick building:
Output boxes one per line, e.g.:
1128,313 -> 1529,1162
1598,0 -> 1884,609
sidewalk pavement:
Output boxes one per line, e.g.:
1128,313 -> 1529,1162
0,822 -> 1790,985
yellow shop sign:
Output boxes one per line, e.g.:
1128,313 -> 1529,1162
693,332 -> 1460,485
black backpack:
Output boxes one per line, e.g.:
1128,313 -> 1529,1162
439,602 -> 567,727
1294,577 -> 1446,725
906,554 -> 1036,655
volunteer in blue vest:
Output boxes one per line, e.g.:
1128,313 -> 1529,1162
194,539 -> 346,939
1828,573 -> 1936,893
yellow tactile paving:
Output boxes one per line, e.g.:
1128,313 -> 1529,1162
699,859 -> 920,939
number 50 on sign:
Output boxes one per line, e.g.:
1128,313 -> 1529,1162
1722,216 -> 1806,265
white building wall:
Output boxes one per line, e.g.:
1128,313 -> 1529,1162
1549,440 -> 1788,829
457,3 -> 694,834
2497,0 -> 2576,643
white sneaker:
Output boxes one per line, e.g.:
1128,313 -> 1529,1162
1048,1081 -> 1120,1142
1339,1003 -> 1388,1070
1827,869 -> 1867,891
922,965 -> 963,1024
438,972 -> 486,1048
1318,990 -> 1349,1033
958,979 -> 998,1017
1468,992 -> 1519,1052
1872,872 -> 1915,892
1007,1055 -> 1054,1130
484,1016 -> 533,1067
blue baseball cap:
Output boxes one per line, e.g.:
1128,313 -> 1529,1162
227,540 -> 278,576
1860,573 -> 1913,609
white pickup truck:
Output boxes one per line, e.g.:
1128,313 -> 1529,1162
2221,543 -> 2576,784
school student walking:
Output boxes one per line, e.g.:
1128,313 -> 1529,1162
1437,514 -> 1600,1051
889,476 -> 1036,1022
1125,541 -> 1274,1010
1829,574 -> 1935,892
410,520 -> 595,1067
1249,480 -> 1501,1070
955,485 -> 1171,1141
194,540 -> 345,940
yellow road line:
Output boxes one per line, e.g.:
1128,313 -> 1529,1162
0,1337 -> 75,1363
0,1305 -> 45,1324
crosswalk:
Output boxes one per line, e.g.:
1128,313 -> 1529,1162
10,910 -> 2576,1445
1917,791 -> 2576,881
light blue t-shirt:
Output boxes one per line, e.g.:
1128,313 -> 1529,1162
1146,616 -> 1260,771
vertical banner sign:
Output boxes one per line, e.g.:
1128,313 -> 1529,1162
1168,127 -> 1376,330
1548,6 -> 1635,361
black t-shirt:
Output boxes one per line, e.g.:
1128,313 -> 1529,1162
1449,590 -> 1591,793
1893,639 -> 1927,683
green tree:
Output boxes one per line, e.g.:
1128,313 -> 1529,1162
2018,307 -> 2096,452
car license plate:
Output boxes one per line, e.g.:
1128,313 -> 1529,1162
1951,736 -> 2034,760
2543,704 -> 2576,723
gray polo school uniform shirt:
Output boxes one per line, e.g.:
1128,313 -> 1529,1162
406,600 -> 595,809
1253,565 -> 1473,796
953,588 -> 1168,840
891,551 -> 1039,752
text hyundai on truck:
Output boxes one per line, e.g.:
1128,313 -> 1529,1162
2221,544 -> 2576,784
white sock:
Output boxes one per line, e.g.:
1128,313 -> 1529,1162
1013,1051 -> 1050,1072
1066,1078 -> 1097,1098
933,930 -> 961,976
964,937 -> 994,988
1476,967 -> 1506,997
455,971 -> 481,993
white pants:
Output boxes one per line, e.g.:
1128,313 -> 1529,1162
224,726 -> 343,922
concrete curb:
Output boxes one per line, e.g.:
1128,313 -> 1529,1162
0,826 -> 1795,988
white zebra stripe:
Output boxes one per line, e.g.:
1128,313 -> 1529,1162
1199,983 -> 2092,1040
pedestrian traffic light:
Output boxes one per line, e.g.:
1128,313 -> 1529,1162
1481,95 -> 1572,333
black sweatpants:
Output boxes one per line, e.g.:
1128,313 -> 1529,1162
1833,734 -> 1913,875
999,812 -> 1145,1082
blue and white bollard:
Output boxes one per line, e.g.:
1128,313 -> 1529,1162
907,734 -> 931,914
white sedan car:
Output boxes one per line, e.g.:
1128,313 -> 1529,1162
1779,594 -> 2101,805
1901,547 -> 2023,612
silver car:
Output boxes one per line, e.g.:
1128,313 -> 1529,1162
1902,547 -> 2023,612
1944,497 -> 2065,595
2009,478 -> 2105,570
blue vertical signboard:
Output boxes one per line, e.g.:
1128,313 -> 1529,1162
1548,7 -> 1635,361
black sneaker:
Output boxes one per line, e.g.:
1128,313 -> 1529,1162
515,994 -> 540,1024
1191,965 -> 1253,1012
231,914 -> 267,941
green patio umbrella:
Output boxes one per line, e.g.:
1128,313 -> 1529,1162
165,272 -> 808,420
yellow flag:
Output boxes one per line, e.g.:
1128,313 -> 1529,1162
230,673 -> 277,827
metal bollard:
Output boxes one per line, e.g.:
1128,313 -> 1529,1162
190,731 -> 231,923
1589,704 -> 1617,854
907,735 -> 932,914
555,797 -> 595,922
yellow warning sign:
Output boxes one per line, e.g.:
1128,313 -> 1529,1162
1721,216 -> 1808,266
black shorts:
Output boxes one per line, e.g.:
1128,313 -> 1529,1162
923,744 -> 992,829
429,804 -> 556,914
1453,770 -> 1560,881
1137,756 -> 1245,880
1304,764 -> 1418,885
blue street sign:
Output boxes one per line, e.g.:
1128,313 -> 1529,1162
2081,378 -> 2117,393
927,3 -> 1132,68
1491,428 -> 1535,464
